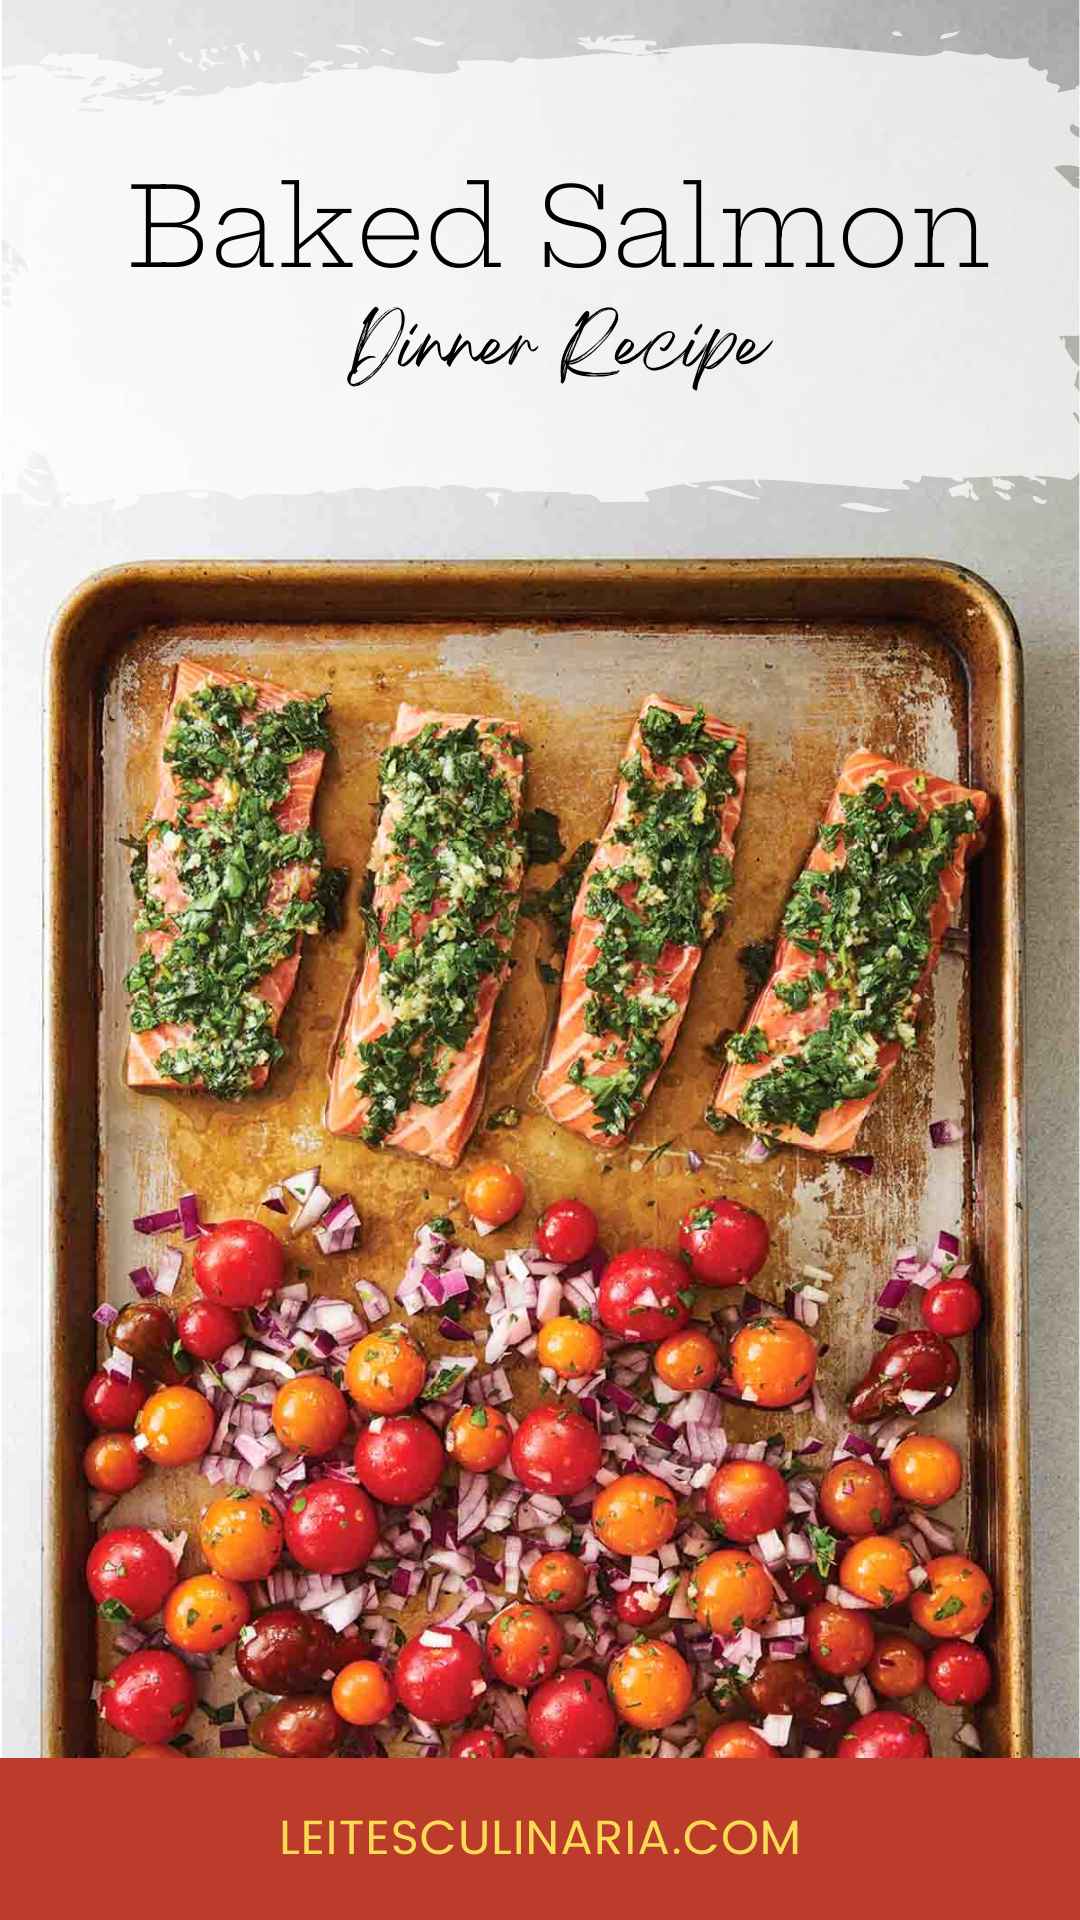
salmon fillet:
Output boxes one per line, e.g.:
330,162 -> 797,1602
126,660 -> 327,1092
711,748 -> 989,1151
536,696 -> 748,1145
325,704 -> 526,1169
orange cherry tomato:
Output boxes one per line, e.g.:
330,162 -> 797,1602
486,1602 -> 564,1689
526,1551 -> 589,1613
537,1315 -> 604,1381
199,1489 -> 284,1582
344,1325 -> 427,1415
446,1403 -> 513,1473
704,1460 -> 788,1544
909,1554 -> 993,1639
125,1744 -> 187,1759
83,1432 -> 145,1495
163,1572 -> 250,1655
866,1631 -> 926,1700
654,1327 -> 720,1393
730,1315 -> 817,1409
690,1550 -> 774,1635
592,1473 -> 678,1557
888,1434 -> 963,1509
608,1640 -> 693,1731
462,1160 -> 525,1228
703,1721 -> 776,1759
818,1458 -> 895,1538
135,1385 -> 215,1467
332,1660 -> 397,1727
839,1535 -> 915,1609
272,1374 -> 350,1457
806,1601 -> 875,1677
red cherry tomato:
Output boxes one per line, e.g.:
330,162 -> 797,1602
101,1649 -> 196,1745
448,1727 -> 507,1759
175,1298 -> 243,1363
679,1196 -> 770,1286
395,1627 -> 485,1727
510,1404 -> 601,1497
705,1460 -> 788,1544
84,1432 -> 145,1495
353,1415 -> 445,1505
925,1640 -> 993,1706
703,1721 -> 776,1759
921,1275 -> 982,1337
526,1670 -> 618,1758
486,1603 -> 564,1689
615,1583 -> 672,1628
536,1198 -> 598,1266
284,1481 -> 379,1575
87,1527 -> 178,1623
194,1218 -> 284,1309
598,1247 -> 691,1343
83,1367 -> 151,1432
837,1709 -> 931,1760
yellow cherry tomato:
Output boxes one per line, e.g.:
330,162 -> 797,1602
332,1660 -> 397,1727
730,1315 -> 818,1409
83,1432 -> 145,1495
344,1326 -> 427,1415
526,1551 -> 589,1613
272,1374 -> 350,1456
164,1573 -> 251,1655
445,1403 -> 513,1473
838,1534 -> 915,1609
690,1550 -> 774,1635
592,1473 -> 678,1557
135,1385 -> 215,1467
654,1327 -> 721,1393
537,1315 -> 604,1380
888,1434 -> 963,1509
462,1160 -> 525,1228
125,1744 -> 187,1759
199,1489 -> 284,1582
608,1640 -> 693,1730
909,1554 -> 993,1639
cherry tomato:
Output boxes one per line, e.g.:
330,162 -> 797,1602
598,1247 -> 691,1343
806,1601 -> 875,1677
888,1434 -> 963,1509
164,1572 -> 250,1655
395,1627 -> 485,1727
778,1562 -> 826,1609
804,1695 -> 857,1754
703,1721 -> 775,1759
837,1708 -> 931,1760
446,1404 -> 513,1474
866,1632 -> 926,1700
705,1460 -> 788,1544
126,1744 -> 186,1760
199,1489 -> 284,1582
463,1160 -> 525,1228
449,1727 -> 506,1759
102,1650 -> 196,1745
250,1694 -> 344,1758
353,1414 -> 445,1505
527,1551 -> 589,1614
136,1384 -> 214,1467
284,1481 -> 379,1575
526,1670 -> 617,1758
194,1218 -> 284,1309
84,1432 -> 145,1495
679,1196 -> 770,1286
654,1327 -> 720,1393
608,1639 -> 693,1731
110,1300 -> 183,1385
818,1458 -> 895,1538
83,1367 -> 150,1432
236,1606 -> 344,1694
592,1473 -> 678,1557
730,1315 -> 817,1409
271,1375 -> 349,1457
743,1653 -> 821,1722
486,1603 -> 564,1689
690,1550 -> 774,1636
921,1275 -> 982,1338
344,1325 -> 427,1415
511,1404 -> 601,1497
537,1314 -> 604,1380
848,1329 -> 959,1423
925,1640 -> 993,1706
839,1535 -> 915,1609
175,1298 -> 242,1364
615,1583 -> 673,1628
909,1555 -> 993,1639
332,1659 -> 396,1726
87,1527 -> 177,1622
536,1198 -> 598,1265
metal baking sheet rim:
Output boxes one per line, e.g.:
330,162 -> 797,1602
42,559 -> 1029,1758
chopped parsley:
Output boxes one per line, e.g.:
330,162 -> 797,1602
125,680 -> 341,1098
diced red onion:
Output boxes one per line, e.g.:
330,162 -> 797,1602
844,1155 -> 875,1176
128,1267 -> 157,1299
105,1346 -> 134,1382
133,1207 -> 181,1235
154,1246 -> 183,1297
761,1713 -> 793,1748
929,1119 -> 963,1148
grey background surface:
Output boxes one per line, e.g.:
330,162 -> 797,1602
2,3 -> 1077,1758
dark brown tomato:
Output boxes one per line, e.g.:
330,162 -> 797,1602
110,1300 -> 182,1385
802,1694 -> 857,1755
236,1606 -> 342,1694
847,1330 -> 959,1423
777,1562 -> 826,1609
250,1694 -> 344,1758
743,1654 -> 822,1723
